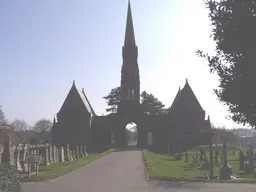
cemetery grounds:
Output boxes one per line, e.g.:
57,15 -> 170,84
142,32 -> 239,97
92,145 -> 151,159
143,145 -> 256,183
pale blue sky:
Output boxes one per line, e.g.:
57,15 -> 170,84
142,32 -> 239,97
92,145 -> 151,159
0,0 -> 247,128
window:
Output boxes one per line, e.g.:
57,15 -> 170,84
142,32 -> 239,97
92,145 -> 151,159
127,90 -> 130,100
131,89 -> 135,100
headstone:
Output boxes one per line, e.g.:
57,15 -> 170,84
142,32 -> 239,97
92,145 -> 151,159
52,145 -> 56,163
239,150 -> 245,170
1,135 -> 15,165
80,145 -> 84,157
185,149 -> 188,162
200,161 -> 210,170
48,144 -> 53,163
0,147 -> 3,163
246,149 -> 254,173
219,140 -> 232,180
72,149 -> 76,160
21,145 -> 28,171
174,152 -> 182,160
44,146 -> 49,166
199,148 -> 204,161
59,146 -> 65,162
15,148 -> 22,171
215,150 -> 219,164
83,145 -> 88,156
76,145 -> 80,159
56,147 -> 59,162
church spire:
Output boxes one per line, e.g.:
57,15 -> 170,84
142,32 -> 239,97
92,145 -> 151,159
124,0 -> 136,46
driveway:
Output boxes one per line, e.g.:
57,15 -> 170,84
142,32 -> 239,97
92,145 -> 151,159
22,149 -> 256,192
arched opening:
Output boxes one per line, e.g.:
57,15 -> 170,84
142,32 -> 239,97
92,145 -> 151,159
147,132 -> 153,146
125,122 -> 138,147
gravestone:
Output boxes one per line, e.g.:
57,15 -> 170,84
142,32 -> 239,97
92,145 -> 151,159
59,146 -> 65,162
245,149 -> 254,174
48,144 -> 53,163
239,150 -> 245,170
174,152 -> 182,160
83,145 -> 88,156
215,150 -> 219,164
52,145 -> 57,162
219,140 -> 232,180
76,145 -> 80,159
65,144 -> 70,161
15,147 -> 22,171
185,149 -> 188,163
199,148 -> 204,161
44,146 -> 49,166
80,145 -> 84,157
192,156 -> 197,164
1,135 -> 15,165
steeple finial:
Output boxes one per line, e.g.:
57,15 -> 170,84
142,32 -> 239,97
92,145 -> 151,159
124,0 -> 136,46
53,116 -> 56,124
72,80 -> 76,87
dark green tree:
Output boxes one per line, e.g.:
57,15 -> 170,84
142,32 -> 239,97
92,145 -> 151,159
103,87 -> 167,115
196,0 -> 256,127
32,119 -> 53,133
103,86 -> 121,114
140,91 -> 167,115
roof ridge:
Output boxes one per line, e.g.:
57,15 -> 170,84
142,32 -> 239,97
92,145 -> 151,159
81,89 -> 96,116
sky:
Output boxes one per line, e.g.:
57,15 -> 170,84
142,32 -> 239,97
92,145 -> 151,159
0,0 -> 249,129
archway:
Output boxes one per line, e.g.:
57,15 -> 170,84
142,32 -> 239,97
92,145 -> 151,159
125,122 -> 138,147
147,132 -> 153,146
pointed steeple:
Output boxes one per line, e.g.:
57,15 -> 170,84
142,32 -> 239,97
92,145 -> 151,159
53,116 -> 56,124
124,0 -> 136,46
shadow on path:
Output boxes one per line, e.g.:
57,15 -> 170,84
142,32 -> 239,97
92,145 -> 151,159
114,146 -> 141,152
150,180 -> 206,190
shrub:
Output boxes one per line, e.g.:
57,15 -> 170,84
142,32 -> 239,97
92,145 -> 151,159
0,163 -> 21,192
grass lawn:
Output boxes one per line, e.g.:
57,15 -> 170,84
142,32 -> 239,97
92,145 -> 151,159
143,146 -> 256,183
20,148 -> 114,182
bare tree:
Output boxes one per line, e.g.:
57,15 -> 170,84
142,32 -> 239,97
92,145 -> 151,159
32,119 -> 53,133
10,119 -> 29,132
0,106 -> 5,123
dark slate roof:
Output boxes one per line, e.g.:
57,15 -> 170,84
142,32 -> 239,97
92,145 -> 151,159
168,87 -> 181,113
181,79 -> 204,112
59,81 -> 96,116
168,79 -> 204,115
79,89 -> 96,116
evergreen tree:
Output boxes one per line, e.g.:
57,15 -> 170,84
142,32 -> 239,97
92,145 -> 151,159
196,0 -> 256,127
103,87 -> 167,115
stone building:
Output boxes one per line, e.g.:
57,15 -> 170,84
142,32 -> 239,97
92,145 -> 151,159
52,1 -> 212,153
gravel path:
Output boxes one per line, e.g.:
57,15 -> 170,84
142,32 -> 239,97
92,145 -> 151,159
22,149 -> 256,192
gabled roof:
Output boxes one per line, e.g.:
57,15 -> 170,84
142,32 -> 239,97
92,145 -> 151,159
168,87 -> 181,114
169,79 -> 204,114
181,79 -> 204,112
79,89 -> 96,116
59,81 -> 96,116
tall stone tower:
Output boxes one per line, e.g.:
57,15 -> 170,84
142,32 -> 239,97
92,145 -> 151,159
118,1 -> 141,116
